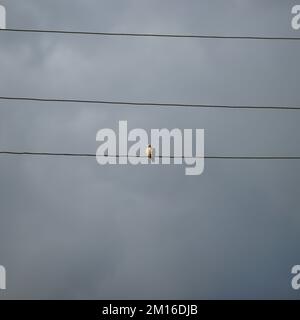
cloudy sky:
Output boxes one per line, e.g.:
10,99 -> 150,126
0,0 -> 300,299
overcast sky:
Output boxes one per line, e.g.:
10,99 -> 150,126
0,0 -> 300,299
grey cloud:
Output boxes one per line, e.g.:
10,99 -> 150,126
0,0 -> 300,299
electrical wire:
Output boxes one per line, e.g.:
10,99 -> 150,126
1,28 -> 300,41
1,96 -> 300,111
0,151 -> 299,160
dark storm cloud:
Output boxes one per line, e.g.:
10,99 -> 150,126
0,0 -> 300,299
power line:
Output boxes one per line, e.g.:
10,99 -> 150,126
1,28 -> 300,41
0,96 -> 300,111
0,151 -> 300,160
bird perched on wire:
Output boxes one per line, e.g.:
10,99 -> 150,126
146,144 -> 153,159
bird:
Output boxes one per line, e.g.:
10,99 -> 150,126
146,144 -> 153,159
